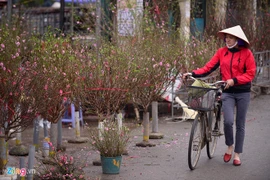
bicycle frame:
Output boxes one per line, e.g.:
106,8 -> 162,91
186,76 -> 225,170
213,88 -> 222,132
197,99 -> 219,149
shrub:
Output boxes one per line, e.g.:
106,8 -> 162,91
35,150 -> 86,180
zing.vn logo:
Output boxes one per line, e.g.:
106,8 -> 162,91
5,167 -> 36,177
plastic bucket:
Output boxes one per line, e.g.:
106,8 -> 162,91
101,156 -> 122,174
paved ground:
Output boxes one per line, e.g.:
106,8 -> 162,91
5,94 -> 270,180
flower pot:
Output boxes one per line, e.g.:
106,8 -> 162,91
100,156 -> 122,174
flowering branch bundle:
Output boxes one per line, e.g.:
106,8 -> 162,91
29,32 -> 82,123
88,120 -> 130,157
125,31 -> 184,112
76,42 -> 136,121
0,21 -> 39,141
35,150 -> 86,180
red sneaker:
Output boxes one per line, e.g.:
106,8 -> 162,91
223,153 -> 232,163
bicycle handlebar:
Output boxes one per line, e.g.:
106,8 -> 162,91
208,80 -> 226,86
181,73 -> 226,87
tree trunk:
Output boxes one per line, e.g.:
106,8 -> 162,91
50,123 -> 57,155
134,105 -> 141,123
215,0 -> 227,27
178,0 -> 191,40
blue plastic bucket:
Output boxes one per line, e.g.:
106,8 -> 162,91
100,156 -> 122,174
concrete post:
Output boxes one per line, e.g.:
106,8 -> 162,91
75,111 -> 80,138
151,101 -> 158,133
19,157 -> 25,169
57,119 -> 65,151
43,120 -> 49,138
143,112 -> 150,142
15,128 -> 21,146
67,111 -> 88,144
19,157 -> 25,180
136,112 -> 156,147
33,116 -> 40,151
116,112 -> 123,131
27,145 -> 35,180
0,135 -> 7,175
150,101 -> 164,139
98,121 -> 104,138
92,121 -> 104,166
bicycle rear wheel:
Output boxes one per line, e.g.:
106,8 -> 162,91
188,113 -> 204,170
206,105 -> 222,159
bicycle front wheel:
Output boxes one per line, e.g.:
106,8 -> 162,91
206,105 -> 221,159
188,113 -> 203,170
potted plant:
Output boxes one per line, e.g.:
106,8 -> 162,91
88,120 -> 130,174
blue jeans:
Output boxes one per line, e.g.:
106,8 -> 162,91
221,92 -> 250,153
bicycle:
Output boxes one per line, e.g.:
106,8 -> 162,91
183,74 -> 225,170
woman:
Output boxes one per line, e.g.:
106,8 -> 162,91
184,25 -> 256,166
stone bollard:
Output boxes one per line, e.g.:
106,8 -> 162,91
27,145 -> 35,180
57,119 -> 66,152
19,157 -> 26,180
33,116 -> 41,151
92,121 -> 104,166
67,111 -> 88,144
149,101 -> 164,139
136,112 -> 156,147
0,135 -> 7,175
75,111 -> 81,138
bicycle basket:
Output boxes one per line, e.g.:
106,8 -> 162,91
187,80 -> 218,111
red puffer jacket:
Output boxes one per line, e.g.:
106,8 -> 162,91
192,47 -> 256,93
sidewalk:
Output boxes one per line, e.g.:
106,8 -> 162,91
5,113 -> 190,180
4,94 -> 270,180
83,116 -> 192,180
83,94 -> 270,180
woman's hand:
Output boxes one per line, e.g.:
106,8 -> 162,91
182,72 -> 192,80
225,79 -> 234,89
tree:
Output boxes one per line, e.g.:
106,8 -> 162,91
76,41 -> 136,122
125,29 -> 184,146
0,18 -> 40,174
0,20 -> 38,142
29,32 -> 82,153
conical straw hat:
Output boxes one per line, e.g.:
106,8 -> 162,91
217,25 -> 250,47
